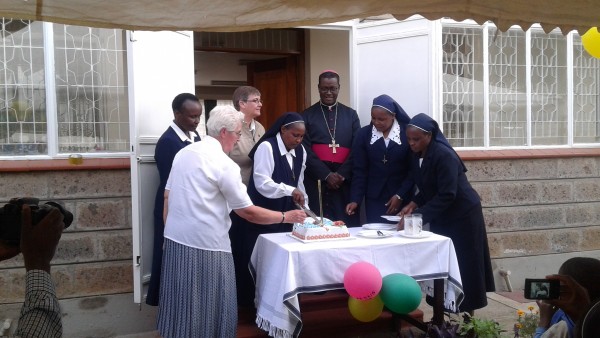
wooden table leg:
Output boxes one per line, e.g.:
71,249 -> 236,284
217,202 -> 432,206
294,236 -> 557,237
432,278 -> 444,325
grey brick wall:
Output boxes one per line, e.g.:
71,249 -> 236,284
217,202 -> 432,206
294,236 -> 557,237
467,157 -> 600,255
0,160 -> 598,302
465,156 -> 600,290
0,169 -> 133,304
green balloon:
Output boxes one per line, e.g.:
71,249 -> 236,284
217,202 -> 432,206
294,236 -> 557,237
379,273 -> 422,314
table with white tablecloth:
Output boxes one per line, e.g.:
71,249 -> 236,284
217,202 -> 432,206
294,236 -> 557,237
249,227 -> 464,338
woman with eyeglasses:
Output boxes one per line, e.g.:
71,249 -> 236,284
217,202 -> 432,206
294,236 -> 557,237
229,85 -> 265,186
228,85 -> 266,308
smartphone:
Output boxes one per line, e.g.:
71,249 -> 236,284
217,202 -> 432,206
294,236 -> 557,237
524,278 -> 560,300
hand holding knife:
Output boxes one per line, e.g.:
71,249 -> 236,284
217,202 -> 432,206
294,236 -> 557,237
294,202 -> 322,226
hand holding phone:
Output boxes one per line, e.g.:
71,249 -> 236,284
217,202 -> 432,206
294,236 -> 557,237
524,278 -> 560,300
544,274 -> 591,322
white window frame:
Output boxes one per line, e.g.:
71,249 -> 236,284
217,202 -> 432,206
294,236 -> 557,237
437,19 -> 600,150
0,21 -> 130,160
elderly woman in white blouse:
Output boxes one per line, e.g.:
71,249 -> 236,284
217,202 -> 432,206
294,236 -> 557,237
157,105 -> 306,338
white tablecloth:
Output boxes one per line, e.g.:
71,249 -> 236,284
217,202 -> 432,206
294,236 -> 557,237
249,228 -> 463,338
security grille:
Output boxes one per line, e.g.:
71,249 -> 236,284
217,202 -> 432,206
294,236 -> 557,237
442,23 -> 600,147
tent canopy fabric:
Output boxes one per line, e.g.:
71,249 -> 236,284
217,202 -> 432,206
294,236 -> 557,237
0,0 -> 596,33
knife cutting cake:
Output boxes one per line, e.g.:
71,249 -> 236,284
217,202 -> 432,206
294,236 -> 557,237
291,217 -> 350,241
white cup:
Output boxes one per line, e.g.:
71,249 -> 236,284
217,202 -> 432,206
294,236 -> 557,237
411,213 -> 423,235
404,215 -> 414,235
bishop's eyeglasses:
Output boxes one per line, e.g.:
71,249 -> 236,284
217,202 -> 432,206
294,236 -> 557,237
318,86 -> 340,94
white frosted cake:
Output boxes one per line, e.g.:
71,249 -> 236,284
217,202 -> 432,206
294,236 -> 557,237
291,217 -> 350,241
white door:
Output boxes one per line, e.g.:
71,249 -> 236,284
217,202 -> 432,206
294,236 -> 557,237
128,30 -> 195,303
353,17 -> 436,121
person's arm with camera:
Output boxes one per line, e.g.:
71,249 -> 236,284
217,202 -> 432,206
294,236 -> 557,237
533,274 -> 589,338
546,274 -> 591,322
14,204 -> 64,338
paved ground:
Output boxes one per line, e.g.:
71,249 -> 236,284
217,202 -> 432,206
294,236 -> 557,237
116,292 -> 535,338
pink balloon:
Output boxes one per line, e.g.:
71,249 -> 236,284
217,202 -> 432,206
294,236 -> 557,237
343,261 -> 382,300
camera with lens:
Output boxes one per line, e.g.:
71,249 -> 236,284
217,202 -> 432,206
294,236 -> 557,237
0,197 -> 73,246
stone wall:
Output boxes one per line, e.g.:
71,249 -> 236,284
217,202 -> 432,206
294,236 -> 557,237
465,156 -> 600,290
0,169 -> 133,304
0,157 -> 599,335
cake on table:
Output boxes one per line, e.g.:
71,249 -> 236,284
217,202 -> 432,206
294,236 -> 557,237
291,217 -> 350,241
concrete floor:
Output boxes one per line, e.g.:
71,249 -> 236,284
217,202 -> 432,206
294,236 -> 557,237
115,292 -> 535,338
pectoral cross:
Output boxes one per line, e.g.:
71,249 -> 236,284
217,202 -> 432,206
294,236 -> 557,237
382,155 -> 388,164
329,139 -> 339,154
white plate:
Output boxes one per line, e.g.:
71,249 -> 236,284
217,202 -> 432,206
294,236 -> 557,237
362,223 -> 397,231
380,215 -> 402,222
397,230 -> 433,239
357,230 -> 396,238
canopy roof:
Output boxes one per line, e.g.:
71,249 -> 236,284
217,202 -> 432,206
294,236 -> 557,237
0,0 -> 597,33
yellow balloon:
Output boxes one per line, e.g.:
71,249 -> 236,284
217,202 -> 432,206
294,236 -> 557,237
347,295 -> 384,322
582,27 -> 600,59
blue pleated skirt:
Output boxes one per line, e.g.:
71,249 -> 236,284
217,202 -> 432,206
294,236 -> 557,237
157,239 -> 238,338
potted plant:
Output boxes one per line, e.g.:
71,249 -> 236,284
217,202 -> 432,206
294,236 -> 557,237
513,306 -> 539,338
458,314 -> 503,338
425,313 -> 504,338
426,318 -> 461,337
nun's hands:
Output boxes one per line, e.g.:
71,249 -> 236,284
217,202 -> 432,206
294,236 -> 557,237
291,189 -> 305,207
399,202 -> 417,217
397,202 -> 418,231
346,202 -> 358,215
384,196 -> 401,215
397,217 -> 405,231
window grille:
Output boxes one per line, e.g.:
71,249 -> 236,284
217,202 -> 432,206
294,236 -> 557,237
488,28 -> 527,146
530,30 -> 568,145
442,27 -> 484,147
442,23 -> 600,148
0,19 -> 47,155
573,35 -> 600,143
0,18 -> 129,157
54,25 -> 128,153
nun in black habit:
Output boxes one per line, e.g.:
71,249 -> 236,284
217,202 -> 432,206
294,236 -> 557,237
400,113 -> 495,313
236,112 -> 309,306
345,94 -> 413,223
